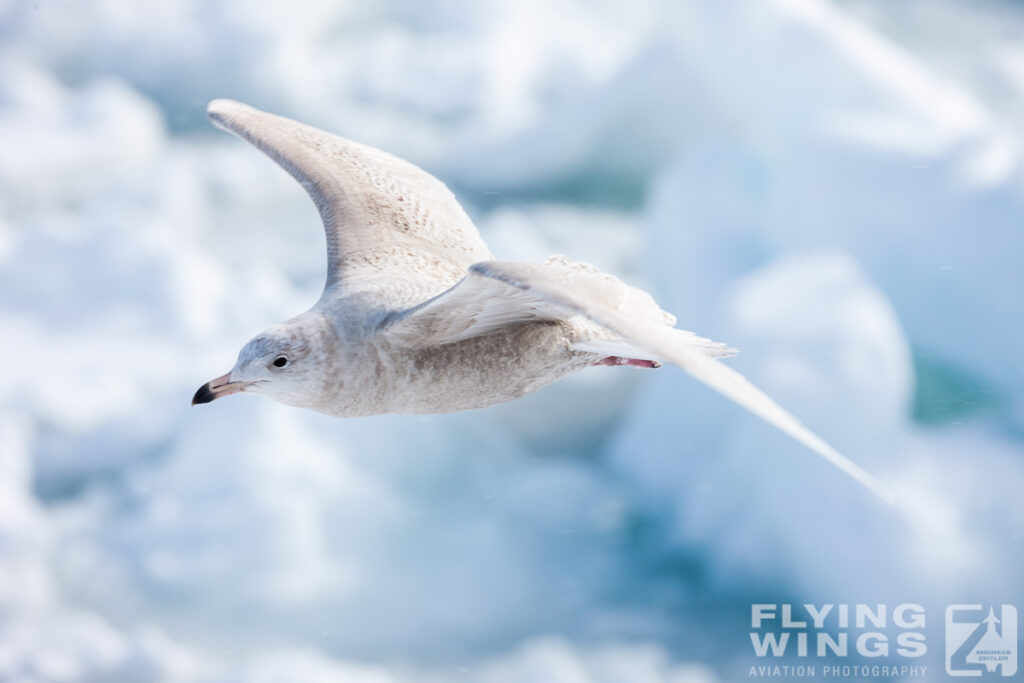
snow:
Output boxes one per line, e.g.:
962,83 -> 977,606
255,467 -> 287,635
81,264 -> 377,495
2,0 -> 1023,680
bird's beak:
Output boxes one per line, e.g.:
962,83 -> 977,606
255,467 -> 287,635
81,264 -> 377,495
192,373 -> 251,405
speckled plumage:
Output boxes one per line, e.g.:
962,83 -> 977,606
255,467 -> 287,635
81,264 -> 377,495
194,99 -> 892,503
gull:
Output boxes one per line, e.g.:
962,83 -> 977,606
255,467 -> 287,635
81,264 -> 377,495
193,99 -> 892,503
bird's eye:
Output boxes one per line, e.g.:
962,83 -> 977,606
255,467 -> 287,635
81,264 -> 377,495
272,356 -> 289,368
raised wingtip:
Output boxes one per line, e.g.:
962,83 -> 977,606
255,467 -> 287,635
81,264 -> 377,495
206,99 -> 254,130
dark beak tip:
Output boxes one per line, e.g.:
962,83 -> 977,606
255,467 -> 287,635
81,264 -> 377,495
192,383 -> 216,406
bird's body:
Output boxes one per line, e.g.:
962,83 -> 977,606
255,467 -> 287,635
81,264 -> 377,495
266,308 -> 589,418
358,318 -> 591,417
194,99 -> 892,503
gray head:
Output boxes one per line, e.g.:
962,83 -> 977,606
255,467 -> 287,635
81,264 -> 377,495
192,313 -> 334,410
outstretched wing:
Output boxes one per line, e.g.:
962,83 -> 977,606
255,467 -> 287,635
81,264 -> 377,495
207,99 -> 493,308
388,256 -> 736,358
387,258 -> 894,504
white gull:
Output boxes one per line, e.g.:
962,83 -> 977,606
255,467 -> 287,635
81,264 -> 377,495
193,99 -> 892,503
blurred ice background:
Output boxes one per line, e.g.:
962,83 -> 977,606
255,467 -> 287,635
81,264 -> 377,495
1,0 -> 1023,680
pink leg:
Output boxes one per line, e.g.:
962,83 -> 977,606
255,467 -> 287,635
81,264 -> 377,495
594,356 -> 661,369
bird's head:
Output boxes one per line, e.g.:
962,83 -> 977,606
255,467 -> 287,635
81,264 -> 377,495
193,313 -> 335,410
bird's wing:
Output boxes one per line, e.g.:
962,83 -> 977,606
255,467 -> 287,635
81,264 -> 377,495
386,258 -> 894,503
387,255 -> 735,357
207,99 -> 493,310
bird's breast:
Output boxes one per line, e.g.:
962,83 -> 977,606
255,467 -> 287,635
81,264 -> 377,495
366,322 -> 593,415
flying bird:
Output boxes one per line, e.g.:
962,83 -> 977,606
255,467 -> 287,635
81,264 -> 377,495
193,99 -> 892,503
